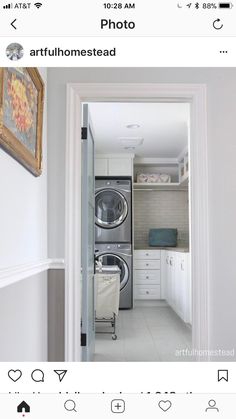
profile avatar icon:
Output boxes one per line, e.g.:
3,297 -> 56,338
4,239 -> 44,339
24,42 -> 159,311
6,43 -> 24,61
205,399 -> 219,412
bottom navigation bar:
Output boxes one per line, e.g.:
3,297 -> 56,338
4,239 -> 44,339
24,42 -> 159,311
2,393 -> 236,418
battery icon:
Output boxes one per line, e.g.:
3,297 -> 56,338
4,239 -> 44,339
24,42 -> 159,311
219,2 -> 233,7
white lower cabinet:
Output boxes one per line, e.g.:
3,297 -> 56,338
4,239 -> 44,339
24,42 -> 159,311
134,248 -> 191,324
134,250 -> 161,300
165,250 -> 191,324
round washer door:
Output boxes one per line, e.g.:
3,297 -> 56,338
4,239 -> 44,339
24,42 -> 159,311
97,253 -> 129,291
95,189 -> 128,229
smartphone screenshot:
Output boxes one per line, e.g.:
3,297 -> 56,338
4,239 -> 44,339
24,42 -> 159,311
0,0 -> 236,417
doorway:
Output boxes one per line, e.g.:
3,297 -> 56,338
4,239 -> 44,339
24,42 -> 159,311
65,83 -> 209,362
86,101 -> 191,361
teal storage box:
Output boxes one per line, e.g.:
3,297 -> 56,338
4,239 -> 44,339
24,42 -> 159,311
149,228 -> 178,247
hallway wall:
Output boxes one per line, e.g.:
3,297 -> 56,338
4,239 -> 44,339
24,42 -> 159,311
48,269 -> 65,361
0,272 -> 48,361
47,67 -> 236,361
0,68 -> 48,361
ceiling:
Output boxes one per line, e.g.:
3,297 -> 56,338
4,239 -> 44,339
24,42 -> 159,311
88,102 -> 190,158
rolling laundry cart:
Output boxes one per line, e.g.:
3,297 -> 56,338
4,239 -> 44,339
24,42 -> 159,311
95,265 -> 120,340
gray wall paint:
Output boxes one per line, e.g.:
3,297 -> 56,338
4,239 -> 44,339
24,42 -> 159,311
48,269 -> 65,361
48,68 -> 236,360
134,190 -> 189,247
0,272 -> 48,361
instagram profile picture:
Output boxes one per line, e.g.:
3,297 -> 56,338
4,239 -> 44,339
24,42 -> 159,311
6,43 -> 24,61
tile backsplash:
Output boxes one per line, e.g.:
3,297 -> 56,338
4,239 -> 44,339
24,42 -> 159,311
133,190 -> 189,247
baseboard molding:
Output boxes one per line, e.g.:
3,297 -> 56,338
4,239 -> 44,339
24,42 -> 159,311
0,258 -> 65,289
134,299 -> 168,308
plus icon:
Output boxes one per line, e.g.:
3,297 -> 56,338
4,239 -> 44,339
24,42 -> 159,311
111,399 -> 125,413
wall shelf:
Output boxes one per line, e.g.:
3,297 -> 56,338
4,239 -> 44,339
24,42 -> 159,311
134,180 -> 188,191
133,153 -> 189,190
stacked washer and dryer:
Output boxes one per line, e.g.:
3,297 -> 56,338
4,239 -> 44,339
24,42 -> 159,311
95,178 -> 133,309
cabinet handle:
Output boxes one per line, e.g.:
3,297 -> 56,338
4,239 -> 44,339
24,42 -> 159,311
146,263 -> 149,266
146,276 -> 149,279
146,253 -> 149,256
181,261 -> 184,271
170,257 -> 173,266
146,291 -> 149,294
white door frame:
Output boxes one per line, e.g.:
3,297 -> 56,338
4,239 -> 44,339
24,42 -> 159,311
65,83 -> 209,362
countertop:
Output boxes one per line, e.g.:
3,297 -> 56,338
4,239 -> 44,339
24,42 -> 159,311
134,245 -> 189,253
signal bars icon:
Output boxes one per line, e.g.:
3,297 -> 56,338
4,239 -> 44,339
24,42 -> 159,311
3,2 -> 43,8
3,3 -> 12,8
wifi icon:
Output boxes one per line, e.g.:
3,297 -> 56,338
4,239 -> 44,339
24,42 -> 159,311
34,2 -> 42,8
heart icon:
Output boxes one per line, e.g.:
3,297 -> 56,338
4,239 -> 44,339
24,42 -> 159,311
158,400 -> 172,412
8,369 -> 22,382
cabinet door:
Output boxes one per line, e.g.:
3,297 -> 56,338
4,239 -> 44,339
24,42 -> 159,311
135,285 -> 161,300
134,270 -> 161,285
95,158 -> 108,176
180,253 -> 191,324
134,249 -> 161,260
134,259 -> 161,270
165,251 -> 171,305
169,252 -> 176,311
176,253 -> 191,323
165,251 -> 191,323
175,253 -> 186,321
108,158 -> 132,176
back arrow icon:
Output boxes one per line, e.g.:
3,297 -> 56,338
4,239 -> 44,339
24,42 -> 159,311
11,19 -> 17,29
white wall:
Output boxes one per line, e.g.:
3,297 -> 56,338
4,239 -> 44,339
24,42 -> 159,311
0,68 -> 48,268
0,68 -> 48,361
47,68 -> 236,361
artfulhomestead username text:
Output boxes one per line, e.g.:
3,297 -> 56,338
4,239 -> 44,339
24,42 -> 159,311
29,47 -> 116,56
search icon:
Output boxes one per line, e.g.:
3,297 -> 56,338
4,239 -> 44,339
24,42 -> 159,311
64,400 -> 77,412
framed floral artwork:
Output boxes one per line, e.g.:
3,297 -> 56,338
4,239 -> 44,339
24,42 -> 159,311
0,67 -> 44,176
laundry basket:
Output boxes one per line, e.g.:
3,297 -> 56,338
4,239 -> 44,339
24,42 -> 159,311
95,265 -> 120,340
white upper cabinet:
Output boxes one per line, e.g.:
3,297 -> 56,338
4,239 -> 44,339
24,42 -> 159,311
95,155 -> 134,177
95,158 -> 108,176
108,158 -> 133,176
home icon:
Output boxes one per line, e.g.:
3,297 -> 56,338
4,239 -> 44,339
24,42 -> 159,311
17,401 -> 30,413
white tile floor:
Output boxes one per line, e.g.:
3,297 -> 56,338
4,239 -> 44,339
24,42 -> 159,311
94,304 -> 192,362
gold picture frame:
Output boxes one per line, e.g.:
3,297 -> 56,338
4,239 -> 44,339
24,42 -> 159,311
0,67 -> 44,176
